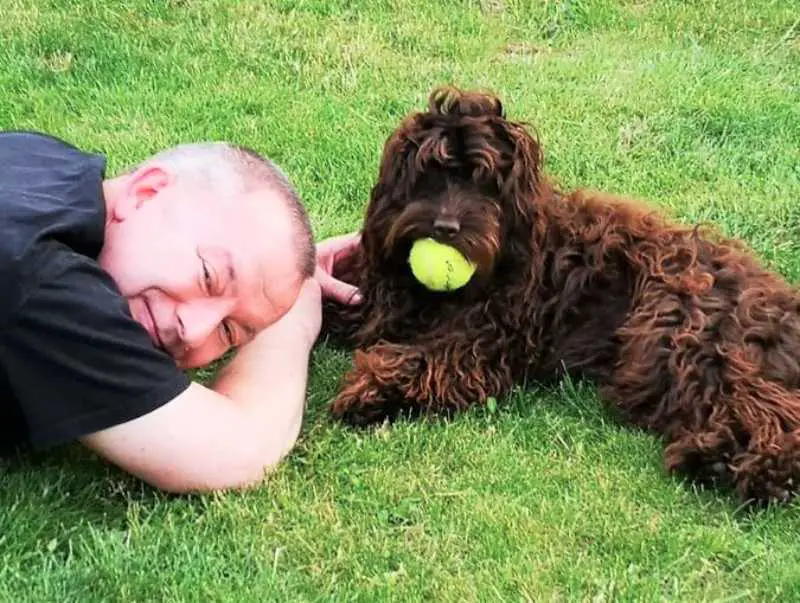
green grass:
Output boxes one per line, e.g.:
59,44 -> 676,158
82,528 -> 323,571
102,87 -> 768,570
2,0 -> 800,600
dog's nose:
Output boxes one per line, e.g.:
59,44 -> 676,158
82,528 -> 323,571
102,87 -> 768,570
433,216 -> 460,236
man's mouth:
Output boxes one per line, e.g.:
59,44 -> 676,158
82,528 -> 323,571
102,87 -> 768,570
142,297 -> 165,351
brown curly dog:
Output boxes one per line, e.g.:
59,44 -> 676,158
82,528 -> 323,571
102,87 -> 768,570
322,86 -> 800,505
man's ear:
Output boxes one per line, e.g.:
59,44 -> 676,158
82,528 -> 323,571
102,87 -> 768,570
112,165 -> 172,222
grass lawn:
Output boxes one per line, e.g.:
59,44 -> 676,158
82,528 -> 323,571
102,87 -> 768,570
2,0 -> 800,600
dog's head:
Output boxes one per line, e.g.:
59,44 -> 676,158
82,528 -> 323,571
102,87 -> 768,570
361,86 -> 543,289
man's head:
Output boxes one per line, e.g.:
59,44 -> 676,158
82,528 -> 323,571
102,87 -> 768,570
99,142 -> 316,369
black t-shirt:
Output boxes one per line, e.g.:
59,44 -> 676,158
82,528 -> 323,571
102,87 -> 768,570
0,131 -> 191,453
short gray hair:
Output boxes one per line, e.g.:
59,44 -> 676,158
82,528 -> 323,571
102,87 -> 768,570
141,142 -> 315,279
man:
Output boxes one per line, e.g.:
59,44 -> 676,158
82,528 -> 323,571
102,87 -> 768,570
0,130 -> 361,493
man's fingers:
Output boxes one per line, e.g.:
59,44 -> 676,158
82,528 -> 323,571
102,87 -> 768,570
315,267 -> 362,305
317,231 -> 362,256
314,231 -> 363,305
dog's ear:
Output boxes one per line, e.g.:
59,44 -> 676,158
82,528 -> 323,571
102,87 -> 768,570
428,86 -> 504,119
361,121 -> 416,261
370,123 -> 417,205
501,120 -> 543,205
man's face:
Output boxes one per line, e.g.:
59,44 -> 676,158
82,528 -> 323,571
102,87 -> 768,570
98,165 -> 302,369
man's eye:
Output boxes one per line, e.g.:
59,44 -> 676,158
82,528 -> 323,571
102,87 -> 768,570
202,259 -> 214,293
221,321 -> 235,346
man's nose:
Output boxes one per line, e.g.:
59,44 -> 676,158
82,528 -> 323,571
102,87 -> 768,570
177,298 -> 237,348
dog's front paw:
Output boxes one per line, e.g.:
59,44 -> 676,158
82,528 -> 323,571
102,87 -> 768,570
330,378 -> 391,427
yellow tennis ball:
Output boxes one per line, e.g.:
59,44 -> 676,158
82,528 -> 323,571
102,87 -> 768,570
408,238 -> 476,292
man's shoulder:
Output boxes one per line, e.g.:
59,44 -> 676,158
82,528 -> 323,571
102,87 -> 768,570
0,240 -> 110,327
0,130 -> 108,301
7,245 -> 149,356
0,130 -> 86,155
0,129 -> 107,188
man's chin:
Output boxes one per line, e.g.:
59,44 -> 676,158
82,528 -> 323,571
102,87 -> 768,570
177,354 -> 208,371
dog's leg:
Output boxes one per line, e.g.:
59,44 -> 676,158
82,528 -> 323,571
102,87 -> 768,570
606,288 -> 800,504
664,382 -> 800,505
328,343 -> 420,426
320,299 -> 365,348
607,356 -> 747,498
330,339 -> 515,426
663,428 -> 738,490
720,379 -> 800,504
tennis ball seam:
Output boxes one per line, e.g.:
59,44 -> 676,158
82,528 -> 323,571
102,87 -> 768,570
445,258 -> 454,289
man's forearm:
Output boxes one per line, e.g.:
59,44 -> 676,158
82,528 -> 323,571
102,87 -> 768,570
80,328 -> 314,495
212,325 -> 313,467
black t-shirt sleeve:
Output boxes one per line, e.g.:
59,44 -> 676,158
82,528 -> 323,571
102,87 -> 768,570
0,245 -> 191,449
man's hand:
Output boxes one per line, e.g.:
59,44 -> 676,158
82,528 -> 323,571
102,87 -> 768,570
266,277 -> 322,347
314,232 -> 362,305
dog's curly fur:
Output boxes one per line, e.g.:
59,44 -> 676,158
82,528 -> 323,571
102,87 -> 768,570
322,86 -> 800,505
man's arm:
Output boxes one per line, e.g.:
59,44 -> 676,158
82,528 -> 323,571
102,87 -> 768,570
80,279 -> 322,493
